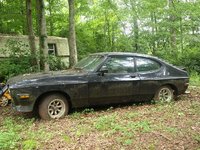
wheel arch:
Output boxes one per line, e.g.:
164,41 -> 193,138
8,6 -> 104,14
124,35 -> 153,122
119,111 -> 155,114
160,84 -> 178,96
33,90 -> 72,113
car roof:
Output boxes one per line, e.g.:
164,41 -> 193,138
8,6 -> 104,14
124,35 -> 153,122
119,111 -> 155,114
90,52 -> 159,60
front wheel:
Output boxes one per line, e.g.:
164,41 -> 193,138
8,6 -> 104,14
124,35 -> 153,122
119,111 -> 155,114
39,94 -> 69,120
154,86 -> 174,102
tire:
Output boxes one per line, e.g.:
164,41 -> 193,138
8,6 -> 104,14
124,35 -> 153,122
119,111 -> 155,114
154,86 -> 174,102
39,94 -> 69,120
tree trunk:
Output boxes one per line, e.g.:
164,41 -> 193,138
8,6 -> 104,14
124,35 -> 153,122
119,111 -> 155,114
47,0 -> 54,36
35,0 -> 42,71
130,1 -> 139,52
104,11 -> 111,51
111,24 -> 115,51
179,16 -> 183,52
151,12 -> 156,55
26,0 -> 39,70
133,19 -> 139,52
21,1 -> 27,35
35,0 -> 40,36
0,1 -> 3,33
68,0 -> 77,67
37,0 -> 49,72
169,0 -> 176,50
22,9 -> 27,35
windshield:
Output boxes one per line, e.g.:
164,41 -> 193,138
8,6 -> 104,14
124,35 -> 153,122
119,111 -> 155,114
74,55 -> 105,71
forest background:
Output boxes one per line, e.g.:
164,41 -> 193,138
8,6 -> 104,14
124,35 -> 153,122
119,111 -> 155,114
0,0 -> 200,83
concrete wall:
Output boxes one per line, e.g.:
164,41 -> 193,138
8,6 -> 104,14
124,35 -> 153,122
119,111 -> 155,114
0,35 -> 69,67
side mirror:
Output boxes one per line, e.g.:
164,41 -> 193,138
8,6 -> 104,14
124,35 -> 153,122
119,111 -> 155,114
98,66 -> 108,76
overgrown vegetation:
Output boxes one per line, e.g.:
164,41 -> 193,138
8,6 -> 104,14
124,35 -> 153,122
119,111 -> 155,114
0,117 -> 52,149
190,72 -> 200,86
0,40 -> 65,81
0,1 -> 199,149
0,38 -> 200,83
0,0 -> 200,81
0,87 -> 199,149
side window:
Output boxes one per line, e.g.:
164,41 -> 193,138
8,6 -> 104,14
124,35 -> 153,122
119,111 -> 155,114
102,56 -> 135,73
136,57 -> 161,72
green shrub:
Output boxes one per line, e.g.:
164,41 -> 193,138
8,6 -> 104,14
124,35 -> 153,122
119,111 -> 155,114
48,55 -> 66,71
179,48 -> 200,73
190,71 -> 200,86
154,47 -> 200,74
0,39 -> 66,80
0,131 -> 21,149
0,117 -> 51,149
0,40 -> 37,80
0,118 -> 22,149
22,139 -> 39,150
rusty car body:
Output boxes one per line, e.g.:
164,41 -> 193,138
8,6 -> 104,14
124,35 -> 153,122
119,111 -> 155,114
7,52 -> 189,119
0,84 -> 11,107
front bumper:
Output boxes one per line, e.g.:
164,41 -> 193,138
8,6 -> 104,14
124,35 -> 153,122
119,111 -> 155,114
12,103 -> 33,112
9,87 -> 36,112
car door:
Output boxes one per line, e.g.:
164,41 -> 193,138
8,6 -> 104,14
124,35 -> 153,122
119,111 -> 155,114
88,55 -> 140,105
135,57 -> 163,100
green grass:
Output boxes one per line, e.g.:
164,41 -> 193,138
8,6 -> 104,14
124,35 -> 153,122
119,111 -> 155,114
193,134 -> 200,143
93,112 -> 152,145
0,117 -> 52,150
0,86 -> 199,149
190,72 -> 200,86
62,135 -> 72,143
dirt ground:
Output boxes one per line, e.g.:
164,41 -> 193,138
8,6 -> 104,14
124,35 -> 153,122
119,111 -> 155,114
0,86 -> 200,150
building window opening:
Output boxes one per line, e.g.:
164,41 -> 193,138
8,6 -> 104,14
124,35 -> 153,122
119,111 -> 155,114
48,43 -> 57,56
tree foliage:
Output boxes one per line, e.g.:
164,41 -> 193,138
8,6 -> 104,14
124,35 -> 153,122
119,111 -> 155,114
0,0 -> 200,76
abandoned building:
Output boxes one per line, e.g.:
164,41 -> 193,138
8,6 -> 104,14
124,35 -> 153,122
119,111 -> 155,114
0,35 -> 70,67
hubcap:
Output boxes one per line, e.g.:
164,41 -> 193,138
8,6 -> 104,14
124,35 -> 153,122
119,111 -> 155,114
0,96 -> 9,107
48,99 -> 65,118
158,88 -> 173,102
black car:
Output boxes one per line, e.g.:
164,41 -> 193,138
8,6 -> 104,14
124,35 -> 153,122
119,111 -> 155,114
7,52 -> 189,119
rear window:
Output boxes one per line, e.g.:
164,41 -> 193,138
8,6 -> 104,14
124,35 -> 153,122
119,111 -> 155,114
136,57 -> 161,72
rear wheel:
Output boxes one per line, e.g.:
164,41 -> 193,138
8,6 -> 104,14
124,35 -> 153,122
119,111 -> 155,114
39,94 -> 69,120
154,86 -> 174,102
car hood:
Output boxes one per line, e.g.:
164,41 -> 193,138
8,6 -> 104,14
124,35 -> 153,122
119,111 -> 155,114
7,69 -> 88,88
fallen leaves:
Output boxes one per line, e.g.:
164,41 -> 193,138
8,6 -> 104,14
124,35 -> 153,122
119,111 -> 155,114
0,86 -> 200,149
